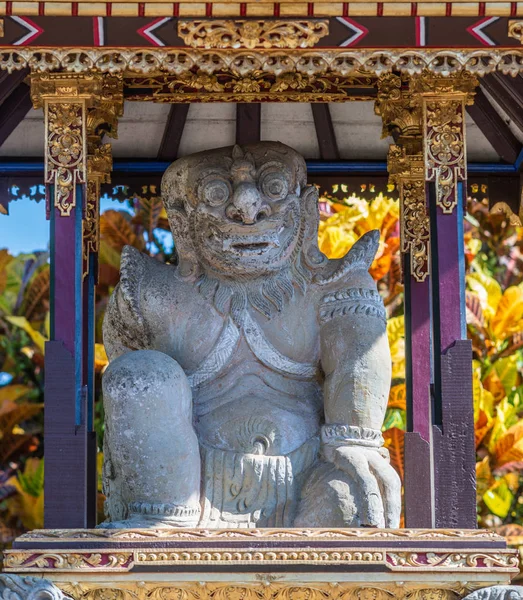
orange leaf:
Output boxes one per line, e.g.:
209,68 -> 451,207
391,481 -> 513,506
475,409 -> 493,449
383,427 -> 405,482
388,384 -> 406,410
494,422 -> 523,467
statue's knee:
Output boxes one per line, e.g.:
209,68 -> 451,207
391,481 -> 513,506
103,349 -> 192,421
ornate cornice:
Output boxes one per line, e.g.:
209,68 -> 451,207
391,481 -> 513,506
4,547 -> 519,572
2,48 -> 523,78
177,20 -> 329,49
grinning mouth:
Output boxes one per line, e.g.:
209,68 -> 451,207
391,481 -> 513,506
231,241 -> 271,252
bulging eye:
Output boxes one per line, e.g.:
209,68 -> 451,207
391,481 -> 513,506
199,176 -> 231,207
260,172 -> 289,201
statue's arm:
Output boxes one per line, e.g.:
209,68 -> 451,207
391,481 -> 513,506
317,232 -> 400,527
320,272 -> 390,433
103,245 -> 152,361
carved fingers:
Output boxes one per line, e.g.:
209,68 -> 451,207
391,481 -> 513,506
324,445 -> 401,529
366,450 -> 402,528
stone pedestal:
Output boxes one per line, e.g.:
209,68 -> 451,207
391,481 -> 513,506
2,529 -> 520,600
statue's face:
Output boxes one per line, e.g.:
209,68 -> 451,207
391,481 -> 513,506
185,146 -> 304,278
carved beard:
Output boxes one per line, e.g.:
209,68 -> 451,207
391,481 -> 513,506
196,217 -> 312,325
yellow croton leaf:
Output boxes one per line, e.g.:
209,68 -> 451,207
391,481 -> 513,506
466,272 -> 502,321
387,316 -> 405,380
488,394 -> 522,454
476,456 -> 493,501
356,194 -> 399,235
0,384 -> 32,404
491,285 -> 523,340
95,343 -> 109,373
6,458 -> 44,530
494,421 -> 523,468
5,316 -> 46,354
482,369 -> 506,404
483,478 -> 514,519
493,354 -> 520,396
317,225 -> 359,260
473,364 -> 495,422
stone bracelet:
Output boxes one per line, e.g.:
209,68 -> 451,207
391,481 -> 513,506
321,424 -> 384,448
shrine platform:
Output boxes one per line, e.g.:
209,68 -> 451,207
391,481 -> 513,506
3,529 -> 519,600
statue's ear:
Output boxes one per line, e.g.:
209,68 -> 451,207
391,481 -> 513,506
300,185 -> 328,270
166,205 -> 200,279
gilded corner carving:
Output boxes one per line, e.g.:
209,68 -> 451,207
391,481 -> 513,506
177,19 -> 329,49
388,146 -> 430,282
423,98 -> 466,214
45,101 -> 87,217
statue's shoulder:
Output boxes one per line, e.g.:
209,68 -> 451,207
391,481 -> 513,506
118,245 -> 182,321
312,230 -> 379,291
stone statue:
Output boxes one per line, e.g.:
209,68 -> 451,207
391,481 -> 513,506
102,142 -> 401,529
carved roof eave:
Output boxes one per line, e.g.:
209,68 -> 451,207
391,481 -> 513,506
2,47 -> 523,77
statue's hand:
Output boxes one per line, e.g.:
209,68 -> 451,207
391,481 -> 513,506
322,444 -> 401,528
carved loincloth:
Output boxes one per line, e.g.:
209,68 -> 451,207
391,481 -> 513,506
199,436 -> 319,528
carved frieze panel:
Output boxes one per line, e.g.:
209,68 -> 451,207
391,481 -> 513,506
177,20 -> 329,49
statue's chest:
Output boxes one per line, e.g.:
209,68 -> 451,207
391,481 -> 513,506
151,290 -> 321,376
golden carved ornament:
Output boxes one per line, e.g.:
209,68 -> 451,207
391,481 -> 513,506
52,581 -> 486,600
83,143 -> 112,275
45,101 -> 87,217
423,98 -> 466,214
4,48 -> 523,80
388,146 -> 429,283
177,20 -> 329,49
375,73 -> 422,150
409,71 -> 478,103
126,72 -> 376,103
508,20 -> 523,43
32,73 -> 122,218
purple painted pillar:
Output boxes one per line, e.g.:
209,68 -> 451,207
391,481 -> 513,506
403,253 -> 434,527
429,182 -> 476,529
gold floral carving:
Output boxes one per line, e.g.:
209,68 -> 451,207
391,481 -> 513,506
4,551 -> 132,571
508,20 -> 523,44
388,147 -> 429,282
51,581 -> 486,600
84,143 -> 112,274
388,551 -> 519,570
177,20 -> 329,49
125,73 -> 376,102
423,99 -> 466,214
5,547 -> 518,573
45,101 -> 86,217
4,48 -> 523,80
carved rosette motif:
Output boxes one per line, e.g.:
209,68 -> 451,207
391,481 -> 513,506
423,98 -> 466,214
178,20 -> 329,49
45,101 -> 86,217
508,20 -> 523,43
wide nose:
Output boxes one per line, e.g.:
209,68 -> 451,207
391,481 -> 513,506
226,182 -> 269,224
